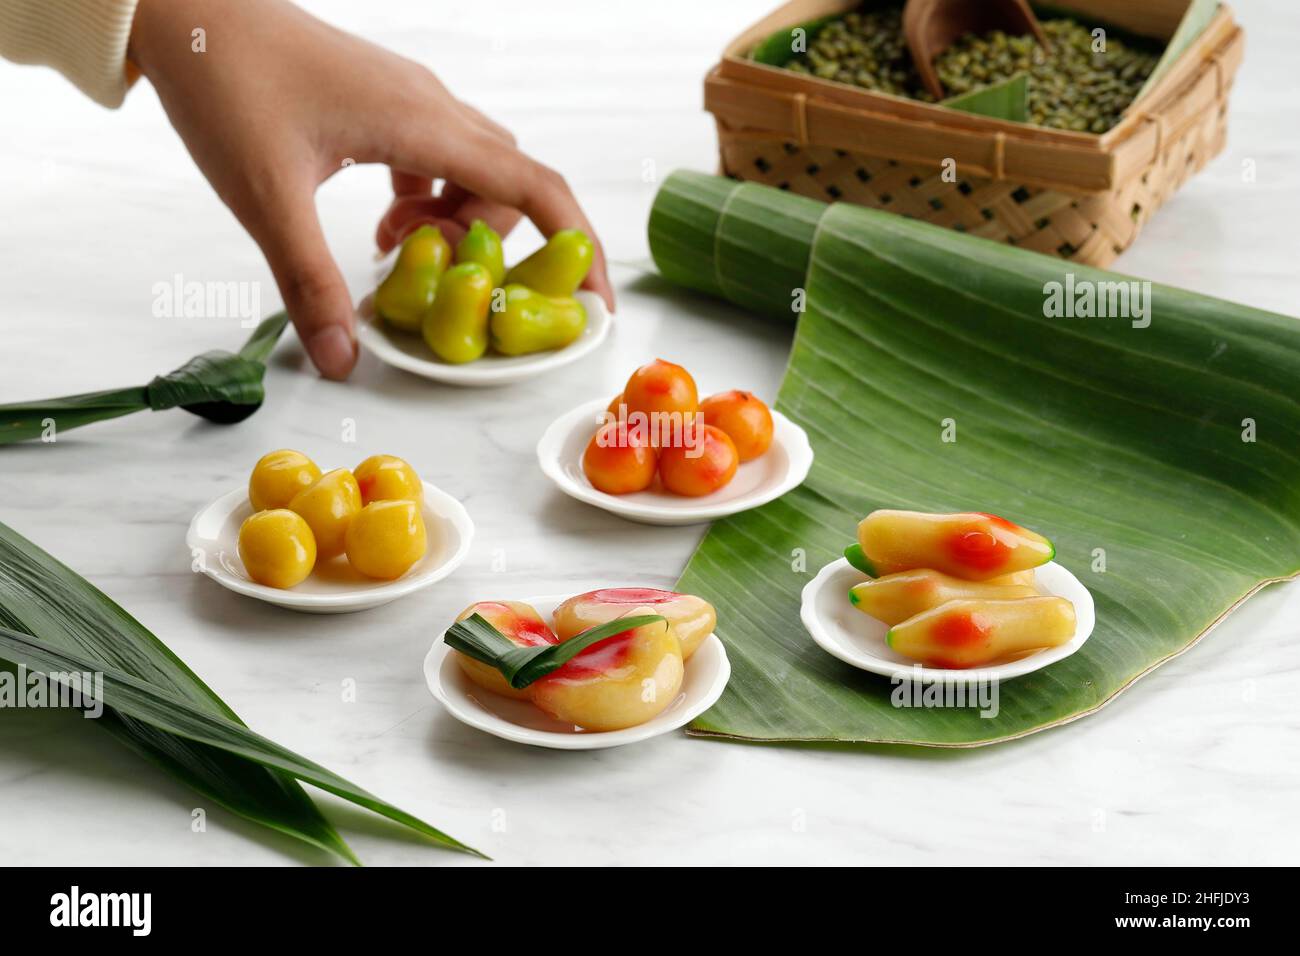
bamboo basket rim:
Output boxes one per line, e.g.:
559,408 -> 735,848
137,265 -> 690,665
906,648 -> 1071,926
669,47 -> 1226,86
708,3 -> 1243,194
716,0 -> 1238,155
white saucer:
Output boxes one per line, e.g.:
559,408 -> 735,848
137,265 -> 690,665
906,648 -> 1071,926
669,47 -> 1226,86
355,286 -> 610,387
185,481 -> 474,614
424,593 -> 731,749
801,558 -> 1096,681
535,398 -> 813,526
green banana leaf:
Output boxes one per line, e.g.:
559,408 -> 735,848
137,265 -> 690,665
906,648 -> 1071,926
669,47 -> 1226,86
0,519 -> 482,862
1132,0 -> 1220,105
943,73 -> 1028,122
748,14 -> 839,66
0,312 -> 289,444
649,170 -> 1300,746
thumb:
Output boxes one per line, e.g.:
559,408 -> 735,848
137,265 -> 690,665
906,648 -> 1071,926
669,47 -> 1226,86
250,190 -> 357,380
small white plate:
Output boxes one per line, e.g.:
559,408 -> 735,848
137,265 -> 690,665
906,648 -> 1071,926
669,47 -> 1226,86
186,481 -> 474,614
355,288 -> 610,387
424,593 -> 731,750
536,398 -> 814,526
801,558 -> 1096,681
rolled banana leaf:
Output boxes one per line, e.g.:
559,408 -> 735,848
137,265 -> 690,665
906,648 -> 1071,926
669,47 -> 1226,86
649,170 -> 1300,746
0,312 -> 289,445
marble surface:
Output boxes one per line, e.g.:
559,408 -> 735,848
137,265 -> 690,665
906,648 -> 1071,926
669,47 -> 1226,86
1,0 -> 1297,866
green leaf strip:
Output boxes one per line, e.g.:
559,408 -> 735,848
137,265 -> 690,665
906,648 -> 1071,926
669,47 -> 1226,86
0,311 -> 290,445
0,627 -> 484,859
0,517 -> 479,862
942,73 -> 1028,122
444,613 -> 667,689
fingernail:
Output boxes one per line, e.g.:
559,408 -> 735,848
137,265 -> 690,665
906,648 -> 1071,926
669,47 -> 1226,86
308,327 -> 357,380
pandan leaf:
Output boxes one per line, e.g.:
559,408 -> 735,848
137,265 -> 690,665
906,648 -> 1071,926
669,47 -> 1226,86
0,312 -> 289,444
749,15 -> 839,66
648,170 -> 1300,747
942,73 -> 1028,122
0,519 -> 482,862
1132,0 -> 1220,106
445,613 -> 666,689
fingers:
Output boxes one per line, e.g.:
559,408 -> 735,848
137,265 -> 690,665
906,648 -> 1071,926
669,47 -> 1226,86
377,103 -> 518,250
455,100 -> 515,145
386,122 -> 615,310
376,191 -> 521,252
375,194 -> 460,251
247,186 -> 358,380
390,170 -> 432,198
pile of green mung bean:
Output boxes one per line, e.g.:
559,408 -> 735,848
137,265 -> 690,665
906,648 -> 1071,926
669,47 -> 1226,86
778,3 -> 1161,133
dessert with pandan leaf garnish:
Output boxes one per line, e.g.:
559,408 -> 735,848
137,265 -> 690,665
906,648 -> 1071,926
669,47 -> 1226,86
553,588 -> 716,660
843,509 -> 1073,669
443,588 -> 718,731
454,601 -> 558,700
530,611 -> 684,732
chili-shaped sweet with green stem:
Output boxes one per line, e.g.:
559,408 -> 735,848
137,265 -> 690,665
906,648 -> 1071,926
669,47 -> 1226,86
375,225 -> 452,333
503,228 -> 593,296
489,284 -> 586,356
857,510 -> 1054,581
422,262 -> 494,364
887,596 -> 1076,669
454,219 -> 506,286
849,569 -> 1038,626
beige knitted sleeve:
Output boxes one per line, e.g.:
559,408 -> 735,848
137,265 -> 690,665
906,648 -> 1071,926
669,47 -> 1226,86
0,0 -> 141,108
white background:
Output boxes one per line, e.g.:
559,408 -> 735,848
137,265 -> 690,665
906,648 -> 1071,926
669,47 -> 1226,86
0,0 -> 1296,865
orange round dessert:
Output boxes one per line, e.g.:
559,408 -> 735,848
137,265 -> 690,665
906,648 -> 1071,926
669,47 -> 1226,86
658,425 -> 739,496
699,390 -> 774,462
620,359 -> 698,433
582,422 -> 657,495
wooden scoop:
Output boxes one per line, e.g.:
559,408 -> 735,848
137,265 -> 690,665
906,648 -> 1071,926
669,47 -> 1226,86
904,0 -> 1049,100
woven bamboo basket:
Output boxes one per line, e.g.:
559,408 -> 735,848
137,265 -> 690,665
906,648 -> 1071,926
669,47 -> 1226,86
706,0 -> 1244,265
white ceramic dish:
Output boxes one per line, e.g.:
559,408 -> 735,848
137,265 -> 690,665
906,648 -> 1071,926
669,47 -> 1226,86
355,288 -> 610,387
186,481 -> 474,614
424,593 -> 731,750
801,558 -> 1096,681
536,398 -> 814,526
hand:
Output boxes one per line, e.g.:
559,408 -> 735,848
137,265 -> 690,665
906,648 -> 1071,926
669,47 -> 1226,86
129,0 -> 614,380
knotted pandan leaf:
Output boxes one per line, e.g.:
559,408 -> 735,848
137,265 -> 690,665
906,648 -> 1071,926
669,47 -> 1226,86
0,312 -> 289,444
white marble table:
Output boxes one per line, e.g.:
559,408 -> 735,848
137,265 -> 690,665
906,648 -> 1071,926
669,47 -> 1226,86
1,0 -> 1296,866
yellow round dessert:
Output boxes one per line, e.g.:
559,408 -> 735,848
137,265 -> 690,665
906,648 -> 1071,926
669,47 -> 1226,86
288,469 -> 362,560
248,449 -> 321,512
353,455 -> 423,506
345,499 -> 427,580
238,510 -> 317,589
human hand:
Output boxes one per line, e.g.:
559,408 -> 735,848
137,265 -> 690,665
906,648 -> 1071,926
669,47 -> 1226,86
129,0 -> 614,380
